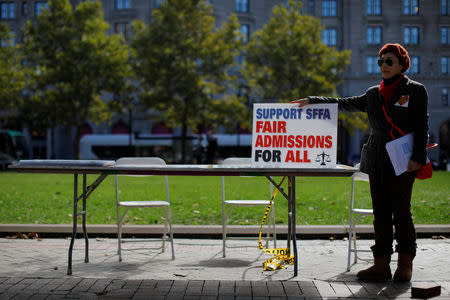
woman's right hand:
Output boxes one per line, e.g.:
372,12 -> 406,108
290,98 -> 310,107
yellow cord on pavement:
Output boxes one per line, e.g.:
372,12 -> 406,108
258,176 -> 295,271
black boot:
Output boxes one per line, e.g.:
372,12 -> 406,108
393,252 -> 413,282
357,255 -> 392,281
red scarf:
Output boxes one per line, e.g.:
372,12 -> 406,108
379,74 -> 403,106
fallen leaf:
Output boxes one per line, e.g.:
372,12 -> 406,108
15,232 -> 28,239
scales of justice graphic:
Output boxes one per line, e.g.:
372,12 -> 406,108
316,151 -> 332,166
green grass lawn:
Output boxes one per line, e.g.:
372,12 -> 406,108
0,171 -> 448,226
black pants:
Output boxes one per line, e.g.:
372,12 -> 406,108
369,168 -> 417,257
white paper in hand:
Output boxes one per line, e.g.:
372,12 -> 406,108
385,133 -> 413,176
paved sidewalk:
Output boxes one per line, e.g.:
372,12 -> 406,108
0,237 -> 449,299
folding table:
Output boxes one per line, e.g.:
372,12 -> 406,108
10,159 -> 357,276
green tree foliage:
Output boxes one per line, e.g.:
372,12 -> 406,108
244,0 -> 367,133
0,23 -> 26,116
21,0 -> 133,157
131,0 -> 244,162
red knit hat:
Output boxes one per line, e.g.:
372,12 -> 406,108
378,43 -> 410,73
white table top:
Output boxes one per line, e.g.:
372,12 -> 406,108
10,159 -> 357,177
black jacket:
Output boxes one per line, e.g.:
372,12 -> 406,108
308,75 -> 429,174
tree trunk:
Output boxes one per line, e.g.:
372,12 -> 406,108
75,125 -> 81,160
50,127 -> 55,159
180,101 -> 190,164
181,120 -> 187,164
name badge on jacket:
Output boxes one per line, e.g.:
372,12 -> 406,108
395,95 -> 409,107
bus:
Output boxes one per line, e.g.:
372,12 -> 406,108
79,133 -> 252,163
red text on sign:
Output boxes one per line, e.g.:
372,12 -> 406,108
255,121 -> 287,133
285,150 -> 311,163
254,134 -> 333,149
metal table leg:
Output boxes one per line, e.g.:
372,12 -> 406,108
266,175 -> 297,276
289,176 -> 298,277
82,174 -> 89,263
68,174 -> 78,275
287,182 -> 292,255
67,173 -> 108,275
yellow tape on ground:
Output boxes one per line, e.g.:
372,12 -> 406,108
258,176 -> 294,271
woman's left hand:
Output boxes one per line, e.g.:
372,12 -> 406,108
290,98 -> 310,107
407,159 -> 422,172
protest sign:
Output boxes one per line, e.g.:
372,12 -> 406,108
251,103 -> 338,168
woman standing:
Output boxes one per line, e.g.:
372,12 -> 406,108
292,43 -> 429,281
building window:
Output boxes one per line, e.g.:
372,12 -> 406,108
1,2 -> 15,19
240,24 -> 249,44
153,0 -> 164,8
21,1 -> 27,16
322,0 -> 337,17
442,27 -> 450,45
306,0 -> 315,14
406,56 -> 419,74
366,56 -> 380,74
35,1 -> 48,16
322,28 -> 337,46
367,26 -> 382,45
235,0 -> 248,13
403,27 -> 419,45
442,0 -> 450,15
115,0 -> 130,9
403,0 -> 419,15
367,0 -> 381,15
442,88 -> 448,106
442,57 -> 449,74
115,23 -> 129,40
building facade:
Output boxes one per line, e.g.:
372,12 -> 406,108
1,0 -> 449,164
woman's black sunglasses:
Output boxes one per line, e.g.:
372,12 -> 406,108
377,58 -> 393,67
